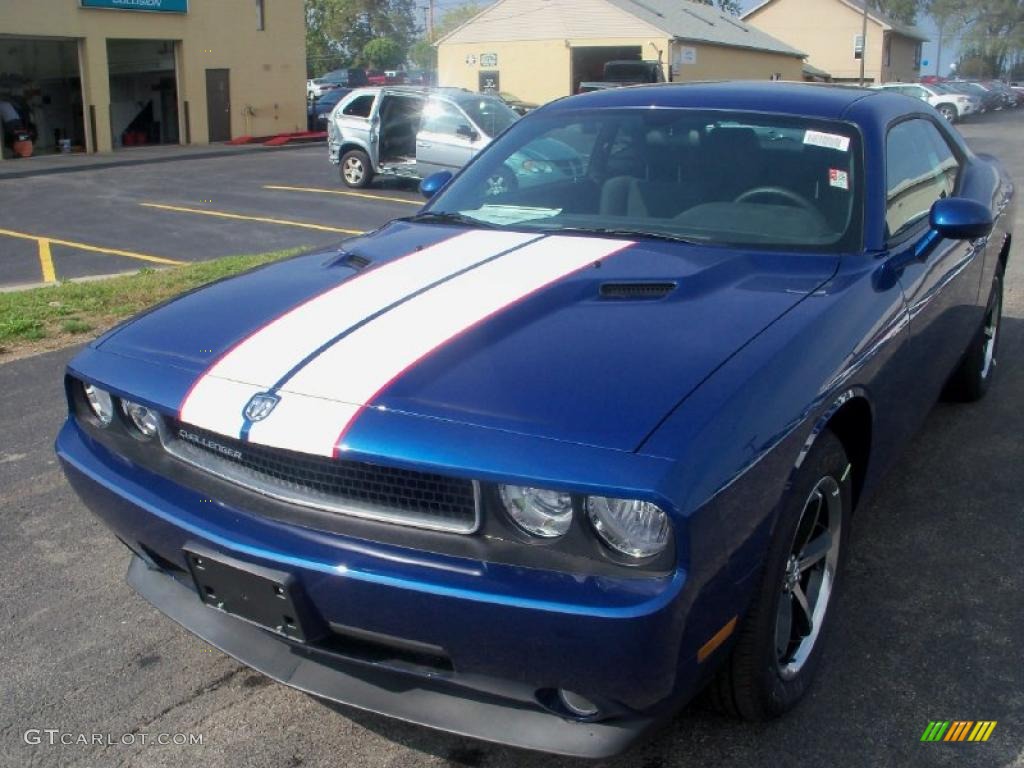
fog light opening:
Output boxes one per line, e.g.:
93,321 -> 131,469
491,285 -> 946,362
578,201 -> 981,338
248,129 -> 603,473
557,689 -> 600,719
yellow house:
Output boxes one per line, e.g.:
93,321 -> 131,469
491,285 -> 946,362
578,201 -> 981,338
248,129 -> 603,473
741,0 -> 928,84
436,0 -> 806,106
0,0 -> 306,160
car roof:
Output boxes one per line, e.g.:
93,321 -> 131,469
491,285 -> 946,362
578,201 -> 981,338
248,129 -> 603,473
542,81 -> 895,121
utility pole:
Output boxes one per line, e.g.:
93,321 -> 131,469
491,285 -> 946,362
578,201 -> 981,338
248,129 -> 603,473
859,0 -> 869,86
429,0 -> 436,41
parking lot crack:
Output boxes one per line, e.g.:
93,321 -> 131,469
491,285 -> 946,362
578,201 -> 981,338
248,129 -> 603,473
129,665 -> 243,734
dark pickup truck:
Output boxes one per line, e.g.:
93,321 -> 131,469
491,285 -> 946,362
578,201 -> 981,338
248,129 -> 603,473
578,59 -> 665,93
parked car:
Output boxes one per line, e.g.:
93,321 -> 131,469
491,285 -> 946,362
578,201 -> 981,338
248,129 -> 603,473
405,69 -> 436,86
951,80 -> 1005,112
307,88 -> 351,130
308,68 -> 368,99
56,82 -> 1014,758
872,82 -> 978,121
327,86 -> 519,189
497,91 -> 539,115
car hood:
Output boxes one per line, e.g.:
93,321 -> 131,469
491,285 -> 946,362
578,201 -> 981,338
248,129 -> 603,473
98,222 -> 837,456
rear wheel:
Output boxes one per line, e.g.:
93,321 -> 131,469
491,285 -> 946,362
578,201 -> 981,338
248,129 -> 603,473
709,430 -> 851,720
945,273 -> 1003,402
340,149 -> 374,188
937,103 -> 958,122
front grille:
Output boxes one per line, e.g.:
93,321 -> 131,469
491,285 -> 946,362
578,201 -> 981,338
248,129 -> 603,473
162,420 -> 480,533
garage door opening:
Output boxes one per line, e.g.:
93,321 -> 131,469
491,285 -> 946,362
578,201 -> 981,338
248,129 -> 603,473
0,36 -> 85,159
570,46 -> 642,94
107,39 -> 179,149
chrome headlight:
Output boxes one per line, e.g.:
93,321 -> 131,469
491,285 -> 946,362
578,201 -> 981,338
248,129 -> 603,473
121,399 -> 160,437
83,383 -> 114,426
499,485 -> 573,538
586,496 -> 670,558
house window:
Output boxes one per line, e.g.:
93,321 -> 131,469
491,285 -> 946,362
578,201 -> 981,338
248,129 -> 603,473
914,43 -> 922,68
884,37 -> 892,67
255,0 -> 265,31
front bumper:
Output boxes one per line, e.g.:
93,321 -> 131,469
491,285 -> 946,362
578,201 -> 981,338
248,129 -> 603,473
57,418 -> 700,757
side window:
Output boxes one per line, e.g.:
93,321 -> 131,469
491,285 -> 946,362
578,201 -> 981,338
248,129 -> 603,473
420,99 -> 468,137
885,119 -> 960,238
342,95 -> 375,118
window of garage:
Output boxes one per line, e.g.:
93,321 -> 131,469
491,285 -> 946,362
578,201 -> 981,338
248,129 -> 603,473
0,36 -> 85,159
107,39 -> 180,149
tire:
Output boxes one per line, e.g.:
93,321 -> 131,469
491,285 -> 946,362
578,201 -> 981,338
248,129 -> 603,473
944,273 -> 1003,402
340,149 -> 374,189
709,430 -> 852,720
937,103 -> 958,122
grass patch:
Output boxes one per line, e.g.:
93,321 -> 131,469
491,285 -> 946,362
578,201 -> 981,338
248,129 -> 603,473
0,249 -> 301,354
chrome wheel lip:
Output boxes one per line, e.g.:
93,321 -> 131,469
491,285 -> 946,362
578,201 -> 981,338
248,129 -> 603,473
980,288 -> 1001,380
343,157 -> 365,185
776,475 -> 843,680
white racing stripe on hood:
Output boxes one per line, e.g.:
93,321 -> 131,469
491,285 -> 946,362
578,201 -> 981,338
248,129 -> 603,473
246,235 -> 631,457
179,229 -> 539,438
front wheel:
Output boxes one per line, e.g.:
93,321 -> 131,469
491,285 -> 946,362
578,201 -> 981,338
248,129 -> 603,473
937,103 -> 958,122
709,430 -> 851,720
340,149 -> 374,189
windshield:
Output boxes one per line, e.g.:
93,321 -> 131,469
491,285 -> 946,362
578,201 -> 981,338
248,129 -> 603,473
425,109 -> 863,251
454,95 -> 518,138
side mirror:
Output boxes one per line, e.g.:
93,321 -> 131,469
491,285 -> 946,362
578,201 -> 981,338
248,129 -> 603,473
419,170 -> 453,199
930,197 -> 994,240
456,124 -> 479,141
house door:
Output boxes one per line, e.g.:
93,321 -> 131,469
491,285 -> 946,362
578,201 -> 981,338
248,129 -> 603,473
205,68 -> 231,142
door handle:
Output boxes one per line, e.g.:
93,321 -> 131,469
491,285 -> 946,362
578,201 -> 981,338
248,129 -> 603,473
417,141 -> 432,148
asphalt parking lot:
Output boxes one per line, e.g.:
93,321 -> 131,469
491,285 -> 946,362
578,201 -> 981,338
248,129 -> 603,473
0,144 -> 421,289
1,111 -> 1022,768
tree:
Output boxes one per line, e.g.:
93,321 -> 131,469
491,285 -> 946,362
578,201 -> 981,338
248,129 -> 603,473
869,0 -> 920,25
409,39 -> 436,70
695,0 -> 743,15
954,0 -> 1024,77
305,0 -> 419,75
363,37 -> 405,69
432,3 -> 487,41
925,0 -> 965,77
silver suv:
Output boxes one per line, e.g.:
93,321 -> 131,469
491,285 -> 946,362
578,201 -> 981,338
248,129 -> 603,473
872,83 -> 979,122
328,86 -> 519,189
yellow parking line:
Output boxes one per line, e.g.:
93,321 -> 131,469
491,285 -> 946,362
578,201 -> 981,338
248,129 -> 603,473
0,227 -> 185,268
37,239 -> 56,283
142,203 -> 365,234
263,184 -> 421,206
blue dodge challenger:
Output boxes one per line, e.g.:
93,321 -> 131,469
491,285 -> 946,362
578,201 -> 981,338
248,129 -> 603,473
56,83 -> 1013,757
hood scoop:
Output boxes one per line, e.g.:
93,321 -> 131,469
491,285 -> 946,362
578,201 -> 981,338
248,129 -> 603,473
599,281 -> 677,300
325,249 -> 372,271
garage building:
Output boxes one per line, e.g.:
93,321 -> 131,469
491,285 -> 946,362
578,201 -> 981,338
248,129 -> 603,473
436,0 -> 806,105
0,0 -> 305,161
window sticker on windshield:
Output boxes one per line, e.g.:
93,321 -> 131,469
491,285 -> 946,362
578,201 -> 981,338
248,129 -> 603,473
804,130 -> 850,152
461,205 -> 562,225
829,168 -> 849,190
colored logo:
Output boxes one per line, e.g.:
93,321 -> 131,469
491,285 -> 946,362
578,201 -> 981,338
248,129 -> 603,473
244,393 -> 280,422
921,721 -> 997,742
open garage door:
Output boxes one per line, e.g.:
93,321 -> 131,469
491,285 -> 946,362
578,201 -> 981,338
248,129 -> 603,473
0,36 -> 85,159
570,46 -> 642,94
107,39 -> 179,149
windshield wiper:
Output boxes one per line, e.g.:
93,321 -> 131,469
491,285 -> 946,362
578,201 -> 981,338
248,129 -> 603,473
541,226 -> 706,245
399,211 -> 501,229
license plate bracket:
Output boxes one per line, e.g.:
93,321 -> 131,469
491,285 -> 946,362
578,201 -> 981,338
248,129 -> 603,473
184,546 -> 312,643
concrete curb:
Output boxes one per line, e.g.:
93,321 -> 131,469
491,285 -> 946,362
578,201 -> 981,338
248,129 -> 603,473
0,141 -> 320,181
